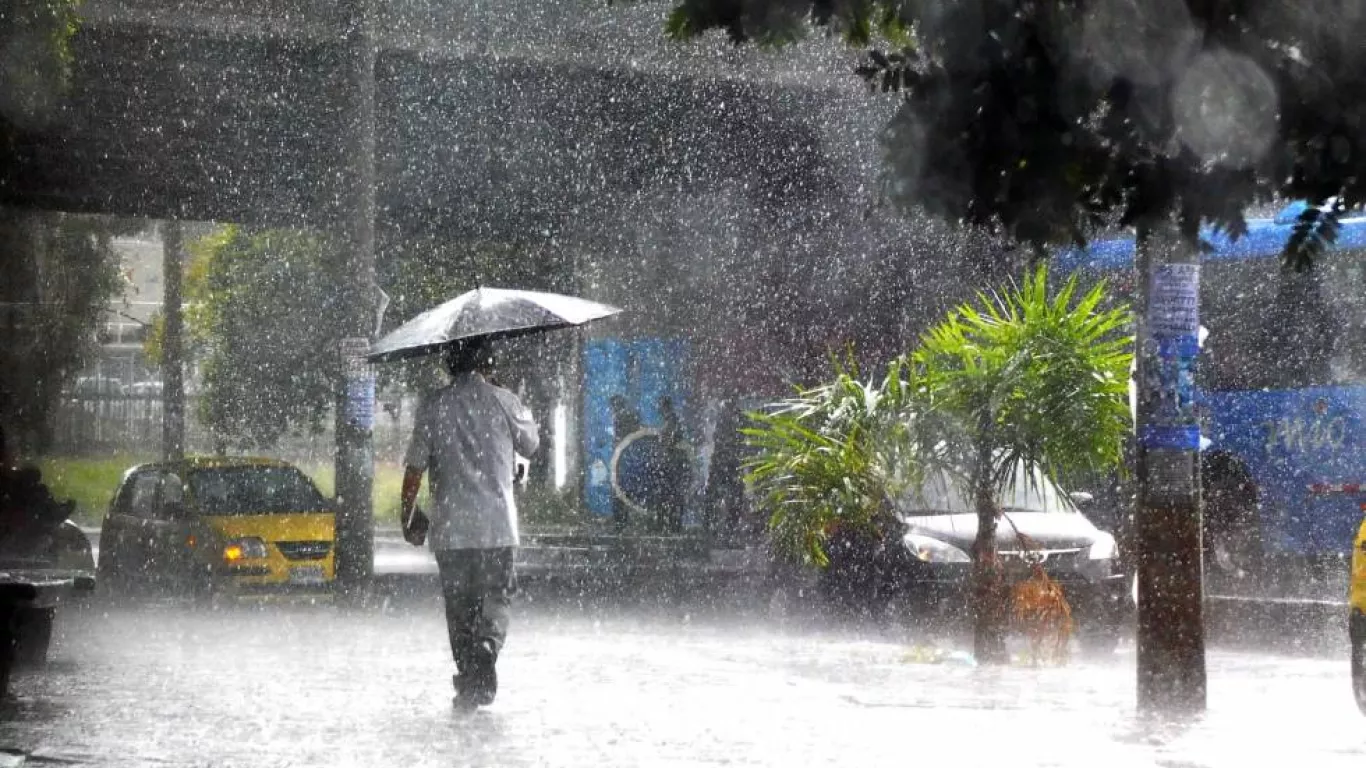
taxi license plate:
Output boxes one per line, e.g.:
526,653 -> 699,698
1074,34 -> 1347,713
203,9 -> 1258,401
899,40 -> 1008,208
289,566 -> 325,585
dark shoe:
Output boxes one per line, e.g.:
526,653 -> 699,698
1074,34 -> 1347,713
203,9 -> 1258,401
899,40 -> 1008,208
465,640 -> 498,706
452,673 -> 476,710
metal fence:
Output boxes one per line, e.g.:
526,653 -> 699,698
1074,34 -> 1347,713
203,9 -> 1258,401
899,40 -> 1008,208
48,393 -> 419,463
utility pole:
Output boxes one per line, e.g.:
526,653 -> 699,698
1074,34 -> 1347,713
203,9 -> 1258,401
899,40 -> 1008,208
1133,219 -> 1206,716
161,221 -> 185,462
333,0 -> 378,591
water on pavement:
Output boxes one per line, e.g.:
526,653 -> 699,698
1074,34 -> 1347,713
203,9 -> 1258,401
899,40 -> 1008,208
3,597 -> 1363,768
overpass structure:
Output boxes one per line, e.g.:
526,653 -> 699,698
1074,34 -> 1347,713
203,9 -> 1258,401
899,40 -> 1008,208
1,0 -> 953,428
2,0 -> 880,236
0,0 -> 936,379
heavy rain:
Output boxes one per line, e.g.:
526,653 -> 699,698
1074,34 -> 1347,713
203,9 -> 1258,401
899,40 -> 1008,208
2,0 -> 1366,765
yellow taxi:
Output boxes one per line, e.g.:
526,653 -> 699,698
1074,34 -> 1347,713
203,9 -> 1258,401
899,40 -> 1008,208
1352,515 -> 1366,714
96,457 -> 336,599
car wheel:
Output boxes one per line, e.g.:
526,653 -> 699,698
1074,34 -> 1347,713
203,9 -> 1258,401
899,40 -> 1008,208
96,546 -> 145,605
764,554 -> 816,622
52,522 -> 95,572
188,566 -> 219,611
96,549 -> 125,597
12,608 -> 53,667
1078,622 -> 1123,657
1074,579 -> 1133,659
1352,612 -> 1366,716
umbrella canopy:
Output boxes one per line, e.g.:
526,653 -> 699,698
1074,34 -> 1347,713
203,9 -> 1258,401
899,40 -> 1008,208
366,287 -> 622,363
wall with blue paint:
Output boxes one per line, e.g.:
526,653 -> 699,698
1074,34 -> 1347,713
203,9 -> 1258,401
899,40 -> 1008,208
582,337 -> 695,520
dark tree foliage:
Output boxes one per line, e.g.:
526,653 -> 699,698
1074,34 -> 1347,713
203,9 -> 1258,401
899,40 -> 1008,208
181,226 -> 341,450
0,212 -> 125,453
0,0 -> 81,147
666,1 -> 1366,267
0,1 -> 114,455
173,227 -> 567,449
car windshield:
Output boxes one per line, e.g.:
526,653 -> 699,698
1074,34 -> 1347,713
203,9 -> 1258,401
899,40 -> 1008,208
187,466 -> 328,516
898,463 -> 1077,516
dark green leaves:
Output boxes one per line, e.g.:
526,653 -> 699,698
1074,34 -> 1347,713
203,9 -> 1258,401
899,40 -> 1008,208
0,0 -> 82,147
854,48 -> 919,93
915,264 -> 1133,495
664,0 -> 912,47
0,211 -> 124,453
1285,198 -> 1345,273
743,354 -> 936,567
653,0 -> 1366,270
183,226 -> 340,450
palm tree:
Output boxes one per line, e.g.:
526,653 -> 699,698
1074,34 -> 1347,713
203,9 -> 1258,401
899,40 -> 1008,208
914,264 -> 1131,662
743,354 -> 932,572
744,267 -> 1130,658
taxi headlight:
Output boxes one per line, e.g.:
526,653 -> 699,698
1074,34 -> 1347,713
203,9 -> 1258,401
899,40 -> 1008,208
224,537 -> 268,562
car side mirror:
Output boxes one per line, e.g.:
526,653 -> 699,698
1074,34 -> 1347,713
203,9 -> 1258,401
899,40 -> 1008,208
1068,491 -> 1095,506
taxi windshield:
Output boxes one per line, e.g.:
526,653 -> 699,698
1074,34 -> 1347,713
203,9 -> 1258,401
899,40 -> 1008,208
187,466 -> 328,516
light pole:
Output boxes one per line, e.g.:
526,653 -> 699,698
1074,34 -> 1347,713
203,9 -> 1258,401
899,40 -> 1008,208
332,0 -> 378,592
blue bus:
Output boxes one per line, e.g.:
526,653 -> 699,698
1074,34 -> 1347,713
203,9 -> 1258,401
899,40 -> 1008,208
1060,207 -> 1366,601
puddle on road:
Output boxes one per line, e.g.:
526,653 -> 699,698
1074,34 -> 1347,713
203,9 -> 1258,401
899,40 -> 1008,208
1,605 -> 1361,767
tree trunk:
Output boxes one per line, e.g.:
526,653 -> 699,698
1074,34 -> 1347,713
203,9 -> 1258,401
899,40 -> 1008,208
971,438 -> 1009,663
20,212 -> 53,456
1133,220 -> 1206,715
162,221 -> 185,462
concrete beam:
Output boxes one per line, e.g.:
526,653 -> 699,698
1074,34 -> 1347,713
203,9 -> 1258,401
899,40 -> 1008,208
1,22 -> 865,234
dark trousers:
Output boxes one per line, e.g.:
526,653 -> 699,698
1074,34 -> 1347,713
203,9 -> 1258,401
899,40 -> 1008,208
435,548 -> 516,673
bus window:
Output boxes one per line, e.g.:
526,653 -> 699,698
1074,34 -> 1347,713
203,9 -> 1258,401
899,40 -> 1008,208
1321,252 -> 1366,384
1198,250 -> 1366,392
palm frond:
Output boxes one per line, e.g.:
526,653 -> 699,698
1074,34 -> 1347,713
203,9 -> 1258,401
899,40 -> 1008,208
742,354 -> 953,566
915,264 -> 1132,498
1284,198 -> 1345,272
744,264 -> 1130,568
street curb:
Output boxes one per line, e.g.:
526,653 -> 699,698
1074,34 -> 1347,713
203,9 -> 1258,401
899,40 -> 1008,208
1206,594 -> 1349,653
83,526 -> 410,544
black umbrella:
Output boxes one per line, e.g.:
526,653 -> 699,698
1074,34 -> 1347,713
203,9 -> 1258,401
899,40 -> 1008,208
366,287 -> 623,363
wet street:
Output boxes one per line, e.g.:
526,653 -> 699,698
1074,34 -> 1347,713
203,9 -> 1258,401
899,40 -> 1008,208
3,594 -> 1363,767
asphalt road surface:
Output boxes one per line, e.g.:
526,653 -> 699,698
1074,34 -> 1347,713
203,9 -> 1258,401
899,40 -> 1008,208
3,595 -> 1363,768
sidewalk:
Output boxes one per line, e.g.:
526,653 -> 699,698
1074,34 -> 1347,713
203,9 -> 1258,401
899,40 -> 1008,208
81,524 -> 771,603
371,525 -> 770,607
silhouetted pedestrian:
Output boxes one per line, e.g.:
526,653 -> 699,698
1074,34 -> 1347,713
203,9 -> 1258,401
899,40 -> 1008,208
657,397 -> 691,532
609,394 -> 641,530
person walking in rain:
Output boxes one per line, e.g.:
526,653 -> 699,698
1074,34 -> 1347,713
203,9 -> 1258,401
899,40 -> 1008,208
400,338 -> 539,708
656,396 -> 692,532
609,394 -> 641,530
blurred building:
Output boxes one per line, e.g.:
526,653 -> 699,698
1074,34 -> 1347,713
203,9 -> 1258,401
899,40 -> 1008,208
84,234 -> 164,392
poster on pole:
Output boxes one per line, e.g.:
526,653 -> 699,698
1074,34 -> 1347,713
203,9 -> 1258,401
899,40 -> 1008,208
1149,263 -> 1200,338
1141,264 -> 1201,454
340,337 -> 375,431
